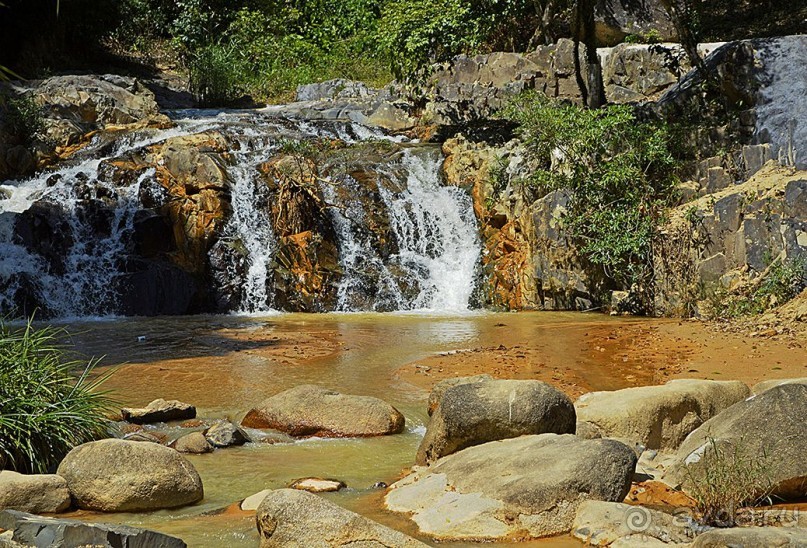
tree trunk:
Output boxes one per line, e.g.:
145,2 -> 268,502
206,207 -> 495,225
573,0 -> 604,108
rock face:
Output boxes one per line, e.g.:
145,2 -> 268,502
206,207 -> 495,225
753,377 -> 807,394
417,379 -> 576,465
426,374 -> 493,415
574,379 -> 750,450
56,439 -> 204,512
170,432 -> 213,454
0,510 -> 186,548
665,384 -> 807,500
654,164 -> 807,316
572,501 -> 696,546
0,472 -> 70,513
121,399 -> 197,424
241,385 -> 405,437
692,527 -> 807,547
204,420 -> 250,447
386,434 -> 637,540
256,489 -> 427,547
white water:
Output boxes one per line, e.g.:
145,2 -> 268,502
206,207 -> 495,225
380,150 -> 481,311
0,113 -> 481,317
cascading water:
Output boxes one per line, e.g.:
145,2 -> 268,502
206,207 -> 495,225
0,111 -> 482,318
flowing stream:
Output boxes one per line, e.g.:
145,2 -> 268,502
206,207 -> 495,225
0,112 -> 481,318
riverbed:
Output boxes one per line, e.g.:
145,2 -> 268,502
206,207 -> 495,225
54,310 -> 806,547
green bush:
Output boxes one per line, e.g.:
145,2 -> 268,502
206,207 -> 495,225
188,44 -> 248,107
2,93 -> 45,146
0,319 -> 113,474
501,93 -> 678,299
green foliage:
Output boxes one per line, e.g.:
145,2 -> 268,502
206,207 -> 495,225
501,92 -> 678,294
707,257 -> 807,319
685,437 -> 773,527
2,93 -> 45,145
624,28 -> 663,44
188,43 -> 247,107
0,319 -> 114,474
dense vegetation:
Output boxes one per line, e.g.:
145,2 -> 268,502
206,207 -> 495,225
0,319 -> 113,473
501,93 -> 678,307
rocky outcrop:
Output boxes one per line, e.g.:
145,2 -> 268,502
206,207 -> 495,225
417,379 -> 575,465
256,488 -> 427,547
386,434 -> 637,540
654,164 -> 807,316
57,439 -> 204,512
574,379 -> 750,450
121,399 -> 196,424
665,383 -> 807,500
571,501 -> 696,545
0,472 -> 70,514
0,510 -> 186,548
241,385 -> 405,437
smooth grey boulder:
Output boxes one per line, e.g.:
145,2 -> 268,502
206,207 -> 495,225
0,471 -> 70,514
417,378 -> 576,465
170,432 -> 213,454
57,439 -> 203,512
571,501 -> 696,545
256,489 -> 427,547
241,385 -> 405,437
386,434 -> 637,540
692,526 -> 807,547
0,510 -> 186,548
752,377 -> 807,394
575,379 -> 749,451
426,374 -> 493,415
121,399 -> 196,424
204,420 -> 250,447
665,384 -> 807,500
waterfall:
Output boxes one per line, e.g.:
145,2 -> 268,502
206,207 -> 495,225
0,113 -> 482,318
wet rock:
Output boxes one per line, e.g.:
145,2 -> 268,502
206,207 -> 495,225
665,384 -> 807,500
575,379 -> 750,451
170,432 -> 214,454
0,510 -> 186,548
121,398 -> 196,424
57,439 -> 204,512
571,501 -> 695,545
426,374 -> 493,415
0,472 -> 70,514
386,434 -> 637,540
256,489 -> 428,547
204,420 -> 250,448
417,379 -> 576,465
122,431 -> 165,444
241,385 -> 405,438
289,478 -> 346,493
692,526 -> 807,547
295,79 -> 378,102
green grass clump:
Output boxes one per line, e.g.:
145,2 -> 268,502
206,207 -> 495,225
0,318 -> 114,474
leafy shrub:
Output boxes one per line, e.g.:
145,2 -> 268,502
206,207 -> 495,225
0,319 -> 113,473
2,93 -> 45,145
188,44 -> 247,107
501,93 -> 678,299
685,437 -> 774,526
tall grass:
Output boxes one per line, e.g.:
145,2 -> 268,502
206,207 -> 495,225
0,318 -> 114,474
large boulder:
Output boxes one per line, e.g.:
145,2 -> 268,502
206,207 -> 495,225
256,488 -> 428,547
575,380 -> 750,451
204,420 -> 250,447
0,510 -> 186,548
692,527 -> 807,547
417,379 -> 576,465
426,374 -> 493,415
0,471 -> 70,513
386,434 -> 637,540
664,384 -> 807,500
121,399 -> 196,424
169,432 -> 213,454
56,439 -> 204,512
241,385 -> 405,437
752,377 -> 807,394
571,501 -> 696,545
